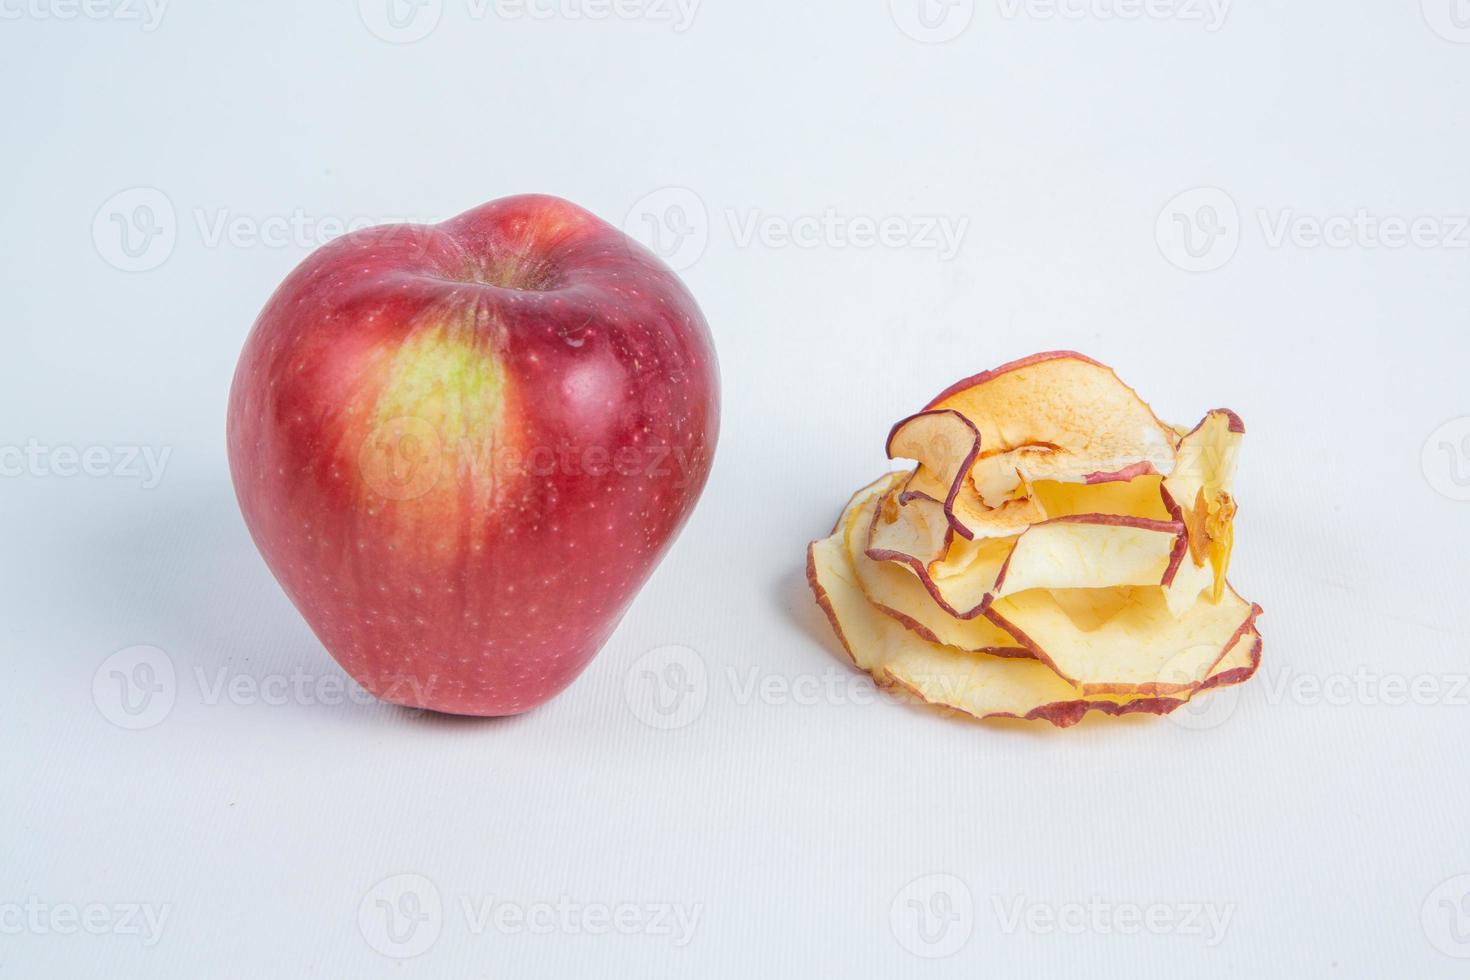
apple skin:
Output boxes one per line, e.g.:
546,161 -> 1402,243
226,194 -> 719,716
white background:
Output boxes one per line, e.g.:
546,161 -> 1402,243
3,1 -> 1469,976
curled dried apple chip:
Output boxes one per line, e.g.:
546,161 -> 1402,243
1163,409 -> 1244,602
893,352 -> 1179,511
807,475 -> 1261,727
867,508 -> 1187,621
992,517 -> 1185,599
855,496 -> 1023,653
888,409 -> 1046,539
806,352 -> 1264,727
984,584 -> 1261,695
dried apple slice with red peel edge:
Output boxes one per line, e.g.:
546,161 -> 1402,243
982,582 -> 1263,695
865,498 -> 1009,621
867,504 -> 1189,621
886,410 -> 977,510
1162,409 -> 1245,603
855,489 -> 1028,653
874,418 -> 1235,622
866,486 -> 955,572
887,410 -> 1045,540
861,505 -> 1189,656
923,351 -> 1178,508
1028,474 -> 1171,521
1197,627 -> 1263,693
1022,475 -> 1211,618
869,470 -> 1175,583
991,515 -> 1186,599
806,475 -> 1263,727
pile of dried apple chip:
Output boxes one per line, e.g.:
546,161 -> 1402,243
807,351 -> 1264,727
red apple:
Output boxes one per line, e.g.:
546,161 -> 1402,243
226,194 -> 719,716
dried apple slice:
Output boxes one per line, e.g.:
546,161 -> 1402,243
1163,409 -> 1244,602
1198,625 -> 1263,693
875,414 -> 1237,622
886,409 -> 977,507
865,505 -> 1012,621
1029,474 -> 1171,521
944,484 -> 1046,540
1162,548 -> 1216,619
992,516 -> 1186,599
984,582 -> 1263,695
866,486 -> 954,572
887,410 -> 1045,539
855,501 -> 1027,653
924,351 -> 1178,507
868,504 -> 1188,622
881,624 -> 1262,728
806,353 -> 1263,726
807,475 -> 1263,726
